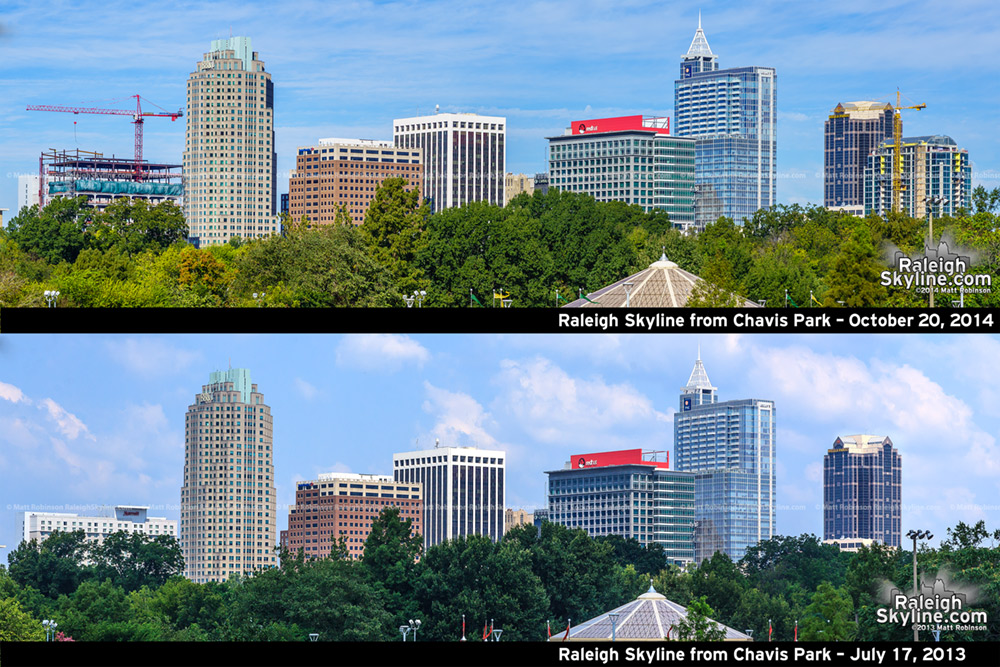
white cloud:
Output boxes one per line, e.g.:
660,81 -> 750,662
38,397 -> 95,441
422,382 -> 499,449
336,334 -> 430,371
492,356 -> 671,448
0,380 -> 30,404
105,338 -> 201,376
0,417 -> 39,449
294,378 -> 319,400
805,462 -> 823,482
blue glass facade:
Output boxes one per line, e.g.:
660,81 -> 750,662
546,463 -> 696,565
673,358 -> 776,563
824,103 -> 894,208
823,435 -> 901,548
674,23 -> 776,229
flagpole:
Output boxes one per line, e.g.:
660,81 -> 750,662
462,614 -> 467,642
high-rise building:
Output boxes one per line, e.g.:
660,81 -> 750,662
280,472 -> 422,560
21,506 -> 176,547
504,508 -> 534,533
184,37 -> 278,247
545,449 -> 695,565
392,112 -> 506,212
392,444 -> 505,549
180,368 -> 277,583
674,17 -> 777,229
15,174 -> 40,219
547,116 -> 696,229
287,138 -> 422,226
823,435 -> 902,549
673,353 -> 776,564
824,102 -> 894,208
864,135 -> 971,219
504,173 -> 534,206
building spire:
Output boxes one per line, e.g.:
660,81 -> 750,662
685,13 -> 714,58
684,351 -> 716,392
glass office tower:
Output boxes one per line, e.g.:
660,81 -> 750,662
673,17 -> 777,229
673,354 -> 776,563
546,449 -> 695,565
823,435 -> 901,548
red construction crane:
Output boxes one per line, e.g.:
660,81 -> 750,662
27,94 -> 182,181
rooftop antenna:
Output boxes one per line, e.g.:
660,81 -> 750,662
435,104 -> 439,114
697,343 -> 701,361
435,438 -> 440,448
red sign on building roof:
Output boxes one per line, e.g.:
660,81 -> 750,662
570,116 -> 670,136
570,448 -> 669,469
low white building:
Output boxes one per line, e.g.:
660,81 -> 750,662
21,505 -> 177,546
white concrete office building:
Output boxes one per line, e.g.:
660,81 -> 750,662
392,444 -> 505,549
393,112 -> 506,212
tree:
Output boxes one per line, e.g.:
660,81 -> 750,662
359,177 -> 430,294
798,582 -> 856,641
222,554 -> 392,641
233,223 -> 400,307
675,596 -> 727,641
593,535 -> 667,575
7,531 -> 92,599
91,533 -> 185,593
361,506 -> 424,629
743,243 -> 820,307
822,220 -> 888,306
0,597 -> 46,641
414,534 -> 549,641
88,199 -> 187,255
689,552 -> 748,627
686,252 -> 747,307
941,520 -> 990,551
5,197 -> 92,264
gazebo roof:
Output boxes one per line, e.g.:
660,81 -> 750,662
548,584 -> 751,642
562,254 -> 761,308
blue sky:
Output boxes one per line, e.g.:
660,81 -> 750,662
4,0 -> 1000,216
2,333 -> 999,562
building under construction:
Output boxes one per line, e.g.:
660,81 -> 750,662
39,148 -> 183,211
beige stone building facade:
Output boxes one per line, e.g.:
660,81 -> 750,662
183,37 -> 278,247
287,139 -> 422,226
504,173 -> 534,206
504,508 -> 534,533
180,368 -> 277,583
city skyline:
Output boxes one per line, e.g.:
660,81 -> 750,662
4,1 -> 1000,219
2,333 -> 999,564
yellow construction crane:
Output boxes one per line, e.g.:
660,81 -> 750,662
891,90 -> 926,214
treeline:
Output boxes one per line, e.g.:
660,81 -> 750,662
3,511 -> 997,642
3,182 -> 1000,307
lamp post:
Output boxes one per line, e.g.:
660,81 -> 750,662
252,292 -> 266,307
308,633 -> 319,642
925,195 -> 948,307
42,619 -> 58,642
906,529 -> 933,641
746,628 -> 754,641
44,290 -> 60,308
493,628 -> 503,642
608,612 -> 620,642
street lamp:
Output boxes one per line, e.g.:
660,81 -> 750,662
252,292 -> 266,307
42,619 -> 58,642
406,618 -> 420,641
925,195 -> 949,307
493,628 -> 503,642
44,290 -> 60,308
608,612 -> 620,641
746,628 -> 754,641
906,529 -> 934,641
308,633 -> 319,642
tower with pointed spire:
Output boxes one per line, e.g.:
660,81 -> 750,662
674,14 -> 777,230
680,345 -> 718,409
681,12 -> 718,78
673,350 -> 776,564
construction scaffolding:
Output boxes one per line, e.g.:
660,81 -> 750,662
39,148 -> 182,211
